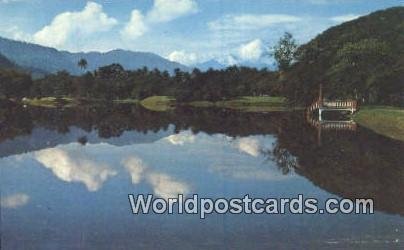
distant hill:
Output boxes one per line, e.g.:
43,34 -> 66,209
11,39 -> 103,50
0,51 -> 49,78
286,6 -> 404,105
0,37 -> 189,75
0,52 -> 16,69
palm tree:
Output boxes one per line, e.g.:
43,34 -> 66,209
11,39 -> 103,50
78,58 -> 88,71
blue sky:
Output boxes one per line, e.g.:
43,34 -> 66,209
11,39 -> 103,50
0,0 -> 402,65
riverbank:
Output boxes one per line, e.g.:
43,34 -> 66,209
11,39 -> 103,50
188,96 -> 292,112
19,96 -> 290,112
21,97 -> 76,108
354,106 -> 404,142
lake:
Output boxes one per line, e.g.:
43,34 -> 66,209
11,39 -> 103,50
1,104 -> 403,249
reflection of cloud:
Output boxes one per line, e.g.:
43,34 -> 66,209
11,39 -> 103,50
210,164 -> 292,181
147,173 -> 189,200
122,156 -> 147,184
1,193 -> 29,208
164,131 -> 196,145
35,147 -> 117,192
236,137 -> 261,157
123,156 -> 190,200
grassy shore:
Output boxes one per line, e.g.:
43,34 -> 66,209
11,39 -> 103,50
354,106 -> 404,141
189,96 -> 292,112
21,97 -> 76,108
19,96 -> 291,112
21,97 -> 140,107
140,96 -> 176,112
113,99 -> 139,104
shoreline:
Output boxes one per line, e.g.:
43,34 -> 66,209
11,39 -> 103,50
11,97 -> 404,142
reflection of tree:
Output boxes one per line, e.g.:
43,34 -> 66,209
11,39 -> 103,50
0,102 -> 33,141
273,114 -> 404,216
264,144 -> 298,175
2,103 -> 404,215
77,136 -> 88,145
0,104 -> 288,143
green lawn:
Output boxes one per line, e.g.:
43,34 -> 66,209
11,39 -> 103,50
189,96 -> 292,112
20,95 -> 294,113
354,106 -> 404,141
140,96 -> 176,112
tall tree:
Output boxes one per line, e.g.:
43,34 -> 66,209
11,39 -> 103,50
272,32 -> 298,71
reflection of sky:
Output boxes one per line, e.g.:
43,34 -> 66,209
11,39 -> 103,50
2,130 -> 295,197
1,129 -> 404,249
1,193 -> 30,208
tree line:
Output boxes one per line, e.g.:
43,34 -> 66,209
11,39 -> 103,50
0,63 -> 280,102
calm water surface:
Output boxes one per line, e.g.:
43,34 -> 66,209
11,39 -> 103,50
1,104 -> 403,249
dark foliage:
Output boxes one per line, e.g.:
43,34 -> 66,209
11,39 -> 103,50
27,64 -> 280,101
284,7 -> 404,106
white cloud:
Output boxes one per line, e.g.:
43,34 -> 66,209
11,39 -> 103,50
120,9 -> 148,40
330,14 -> 361,23
167,50 -> 198,65
209,14 -> 301,31
0,25 -> 31,41
224,55 -> 239,66
1,193 -> 29,208
120,0 -> 198,41
147,0 -> 198,23
238,39 -> 265,61
33,2 -> 117,49
0,0 -> 26,3
35,147 -> 117,192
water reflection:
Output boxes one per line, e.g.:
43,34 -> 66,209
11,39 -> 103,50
35,146 -> 118,192
123,156 -> 190,200
1,193 -> 30,209
1,103 -> 404,249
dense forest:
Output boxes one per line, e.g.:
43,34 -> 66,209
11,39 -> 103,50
0,7 -> 403,105
284,7 -> 404,105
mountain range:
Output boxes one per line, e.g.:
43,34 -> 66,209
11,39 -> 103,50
0,52 -> 15,69
0,36 -> 189,75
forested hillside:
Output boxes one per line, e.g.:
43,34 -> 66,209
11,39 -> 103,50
285,7 -> 404,106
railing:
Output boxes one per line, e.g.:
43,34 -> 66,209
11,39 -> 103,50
307,99 -> 358,113
308,100 -> 321,113
323,100 -> 358,110
306,113 -> 357,131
